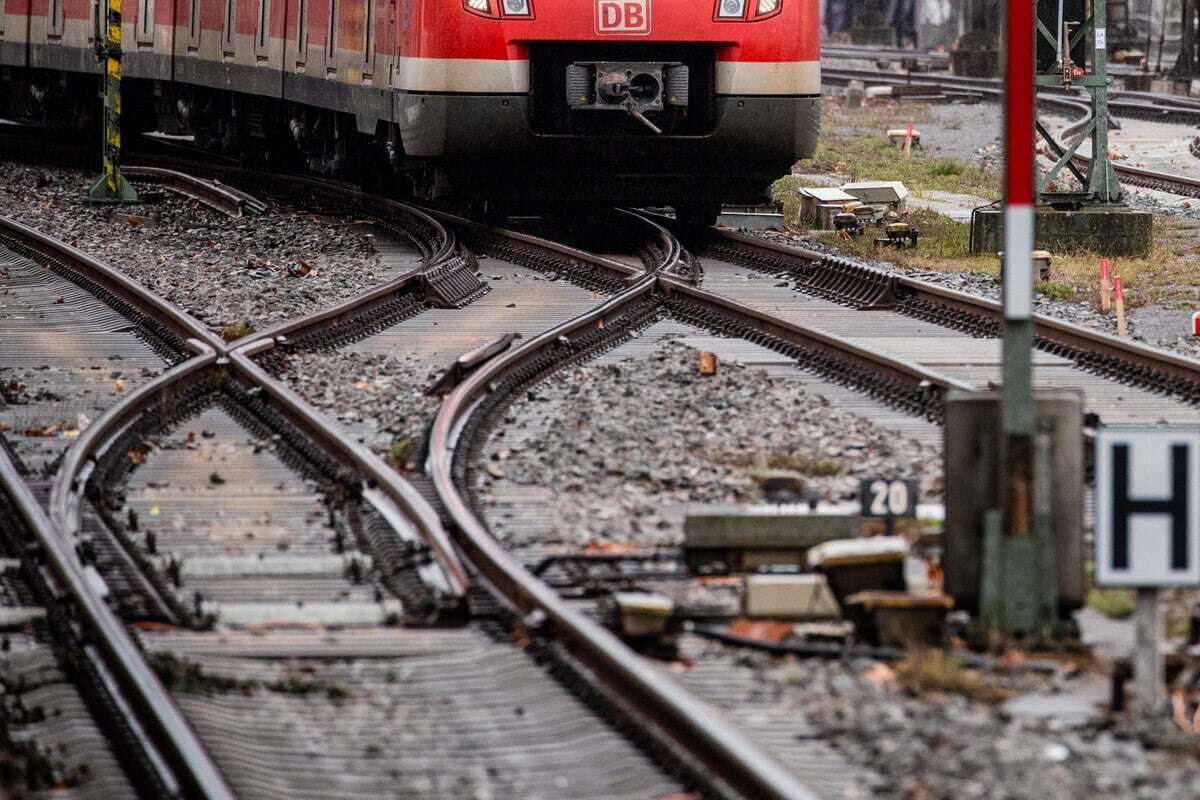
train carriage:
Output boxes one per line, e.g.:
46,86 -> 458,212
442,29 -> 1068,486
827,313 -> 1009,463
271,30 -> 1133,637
0,0 -> 820,221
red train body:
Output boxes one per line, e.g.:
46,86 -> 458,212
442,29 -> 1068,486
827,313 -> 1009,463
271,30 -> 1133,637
0,0 -> 820,215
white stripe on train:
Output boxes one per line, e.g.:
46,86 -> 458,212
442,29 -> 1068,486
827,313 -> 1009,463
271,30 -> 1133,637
393,56 -> 820,96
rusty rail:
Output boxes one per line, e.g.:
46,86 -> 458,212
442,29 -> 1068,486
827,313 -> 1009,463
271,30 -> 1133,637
0,423 -> 236,800
123,165 -> 267,217
424,219 -> 823,798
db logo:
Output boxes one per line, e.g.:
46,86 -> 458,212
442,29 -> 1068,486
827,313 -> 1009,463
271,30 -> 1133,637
596,0 -> 650,34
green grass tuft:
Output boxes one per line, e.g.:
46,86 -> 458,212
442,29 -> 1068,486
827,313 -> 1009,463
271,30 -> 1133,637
1087,588 -> 1136,619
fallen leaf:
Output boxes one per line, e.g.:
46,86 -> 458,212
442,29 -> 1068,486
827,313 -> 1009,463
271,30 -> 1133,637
114,379 -> 126,394
864,662 -> 896,686
727,618 -> 793,642
149,504 -> 161,516
128,449 -> 147,465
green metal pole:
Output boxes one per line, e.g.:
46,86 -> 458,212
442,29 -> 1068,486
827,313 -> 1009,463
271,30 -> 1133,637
1087,0 -> 1122,203
88,0 -> 138,203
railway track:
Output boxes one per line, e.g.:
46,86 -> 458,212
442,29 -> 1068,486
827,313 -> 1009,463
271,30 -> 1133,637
1,180 -> 843,798
10,149 -> 1200,796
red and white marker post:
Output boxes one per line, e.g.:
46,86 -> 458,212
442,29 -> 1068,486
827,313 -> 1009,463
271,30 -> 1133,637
1099,258 -> 1111,312
983,0 -> 1040,633
1192,311 -> 1200,337
1000,0 -> 1036,498
1114,275 -> 1128,336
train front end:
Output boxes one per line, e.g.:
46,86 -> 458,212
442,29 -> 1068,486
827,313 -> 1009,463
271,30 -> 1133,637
397,0 -> 820,217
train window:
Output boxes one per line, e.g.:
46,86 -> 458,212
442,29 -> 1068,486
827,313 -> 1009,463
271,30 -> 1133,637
48,0 -> 62,36
138,0 -> 154,43
188,0 -> 201,47
327,0 -> 338,62
296,0 -> 307,56
363,0 -> 372,64
223,0 -> 236,52
257,0 -> 269,50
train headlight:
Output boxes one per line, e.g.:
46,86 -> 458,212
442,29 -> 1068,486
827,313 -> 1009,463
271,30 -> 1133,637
502,0 -> 532,16
463,0 -> 495,16
716,0 -> 746,18
714,0 -> 780,20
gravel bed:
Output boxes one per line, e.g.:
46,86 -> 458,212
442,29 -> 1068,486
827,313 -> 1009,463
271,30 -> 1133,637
701,641 -> 1200,800
2,161 -> 385,335
277,351 -> 441,469
476,339 -> 942,549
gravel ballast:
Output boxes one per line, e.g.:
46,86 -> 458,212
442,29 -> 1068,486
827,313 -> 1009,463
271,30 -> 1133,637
698,640 -> 1200,800
278,351 -> 441,469
476,339 -> 942,549
2,161 -> 385,335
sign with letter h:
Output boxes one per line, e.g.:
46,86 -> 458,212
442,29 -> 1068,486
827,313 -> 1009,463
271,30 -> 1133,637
1096,427 -> 1200,587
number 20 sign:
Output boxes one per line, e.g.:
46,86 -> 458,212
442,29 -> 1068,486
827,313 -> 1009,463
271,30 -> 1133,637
860,478 -> 918,518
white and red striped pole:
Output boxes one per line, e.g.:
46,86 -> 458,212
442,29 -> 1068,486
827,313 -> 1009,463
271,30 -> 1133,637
1001,0 -> 1036,538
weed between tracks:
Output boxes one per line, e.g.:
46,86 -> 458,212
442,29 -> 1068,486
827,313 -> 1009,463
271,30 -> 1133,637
892,649 -> 1008,704
149,652 -> 350,701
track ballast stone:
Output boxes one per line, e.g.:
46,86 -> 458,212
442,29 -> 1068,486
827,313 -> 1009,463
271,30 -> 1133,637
478,339 -> 942,549
3,161 -> 384,335
279,351 -> 441,470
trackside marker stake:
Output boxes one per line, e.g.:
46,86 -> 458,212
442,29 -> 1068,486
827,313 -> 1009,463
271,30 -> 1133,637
1114,276 -> 1128,336
1100,258 -> 1111,312
1193,311 -> 1200,336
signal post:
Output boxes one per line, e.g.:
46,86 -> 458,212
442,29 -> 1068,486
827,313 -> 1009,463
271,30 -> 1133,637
88,0 -> 138,203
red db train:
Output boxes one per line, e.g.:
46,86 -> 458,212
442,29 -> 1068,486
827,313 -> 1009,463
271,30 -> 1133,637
0,0 -> 820,221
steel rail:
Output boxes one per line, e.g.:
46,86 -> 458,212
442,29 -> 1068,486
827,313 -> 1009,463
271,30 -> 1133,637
49,342 -> 219,623
6,203 -> 467,601
0,431 -> 237,800
427,275 -> 820,800
421,206 -> 646,282
657,275 -> 975,396
712,229 -> 1200,388
228,341 -> 471,600
225,269 -> 426,350
421,216 -> 828,798
0,215 -> 226,353
122,165 -> 266,217
822,44 -> 950,64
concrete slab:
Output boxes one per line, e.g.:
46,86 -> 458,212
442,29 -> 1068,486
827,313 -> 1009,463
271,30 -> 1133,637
971,207 -> 1153,257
